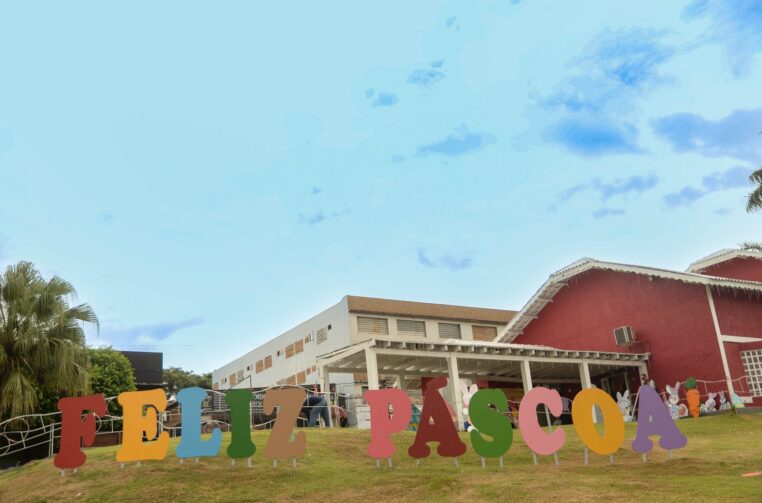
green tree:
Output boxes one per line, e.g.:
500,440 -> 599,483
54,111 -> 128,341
0,262 -> 96,418
747,167 -> 762,212
89,347 -> 136,415
163,367 -> 211,395
742,167 -> 762,251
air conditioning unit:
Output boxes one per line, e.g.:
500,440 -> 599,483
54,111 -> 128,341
613,326 -> 636,347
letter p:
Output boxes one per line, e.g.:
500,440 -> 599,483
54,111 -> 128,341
364,389 -> 412,458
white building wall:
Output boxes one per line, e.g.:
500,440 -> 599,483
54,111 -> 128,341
212,298 -> 353,392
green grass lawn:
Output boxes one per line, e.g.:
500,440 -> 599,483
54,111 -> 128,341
1,413 -> 761,502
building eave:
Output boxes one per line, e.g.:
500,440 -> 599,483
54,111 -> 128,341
687,248 -> 762,273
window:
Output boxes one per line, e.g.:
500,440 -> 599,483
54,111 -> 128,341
317,326 -> 328,345
246,365 -> 251,371
229,373 -> 237,386
472,325 -> 498,342
397,319 -> 426,337
264,355 -> 272,369
213,383 -> 219,390
287,375 -> 297,386
741,349 -> 762,397
358,316 -> 389,335
236,370 -> 244,382
296,371 -> 306,384
256,360 -> 264,373
285,344 -> 295,358
438,322 -> 461,339
295,339 -> 304,354
304,333 -> 313,343
306,367 -> 312,375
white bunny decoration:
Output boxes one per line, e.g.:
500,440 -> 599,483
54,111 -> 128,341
458,380 -> 479,432
616,390 -> 632,422
664,382 -> 681,420
702,392 -> 717,414
719,392 -> 732,411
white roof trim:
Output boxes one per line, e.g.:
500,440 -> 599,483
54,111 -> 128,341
497,258 -> 762,343
687,248 -> 762,273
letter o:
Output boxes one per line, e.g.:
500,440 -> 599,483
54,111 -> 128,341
571,388 -> 625,456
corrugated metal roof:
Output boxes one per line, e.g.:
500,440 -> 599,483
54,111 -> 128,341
346,295 -> 516,324
687,248 -> 762,273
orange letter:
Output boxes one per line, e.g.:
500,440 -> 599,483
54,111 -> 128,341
263,388 -> 307,459
571,388 -> 624,455
116,389 -> 169,462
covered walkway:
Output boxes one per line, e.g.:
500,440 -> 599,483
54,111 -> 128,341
317,338 -> 649,429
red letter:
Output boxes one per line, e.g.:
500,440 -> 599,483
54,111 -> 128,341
408,377 -> 467,459
518,387 -> 565,456
365,389 -> 412,458
54,395 -> 107,469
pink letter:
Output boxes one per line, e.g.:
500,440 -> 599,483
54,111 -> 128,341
364,389 -> 412,458
518,387 -> 565,455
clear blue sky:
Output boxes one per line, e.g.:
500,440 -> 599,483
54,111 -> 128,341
1,1 -> 760,373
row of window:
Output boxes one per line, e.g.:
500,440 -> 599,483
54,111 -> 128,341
277,365 -> 318,386
213,325 -> 332,388
356,316 -> 497,341
741,349 -> 762,397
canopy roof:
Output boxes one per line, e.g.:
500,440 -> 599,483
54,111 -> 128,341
317,338 -> 648,384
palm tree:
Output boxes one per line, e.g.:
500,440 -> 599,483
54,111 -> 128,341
748,167 -> 762,212
0,262 -> 97,417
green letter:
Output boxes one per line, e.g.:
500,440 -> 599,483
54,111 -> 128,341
226,389 -> 256,459
469,389 -> 512,458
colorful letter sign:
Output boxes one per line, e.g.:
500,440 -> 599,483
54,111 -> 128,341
632,385 -> 687,453
365,389 -> 412,459
176,387 -> 222,459
571,388 -> 624,455
54,395 -> 107,469
52,381 -> 688,471
263,388 -> 307,459
469,389 -> 513,458
116,389 -> 170,462
518,387 -> 565,456
408,377 -> 467,459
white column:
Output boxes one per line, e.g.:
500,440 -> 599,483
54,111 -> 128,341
520,359 -> 533,393
365,346 -> 380,391
319,365 -> 333,427
578,360 -> 597,424
395,373 -> 405,390
706,285 -> 735,398
447,354 -> 465,431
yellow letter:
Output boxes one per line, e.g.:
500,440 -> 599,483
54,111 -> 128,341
116,389 -> 169,462
571,388 -> 624,456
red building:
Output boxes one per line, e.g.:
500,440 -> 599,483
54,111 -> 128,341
500,249 -> 762,407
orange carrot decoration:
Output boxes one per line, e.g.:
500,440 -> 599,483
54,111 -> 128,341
684,377 -> 700,419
